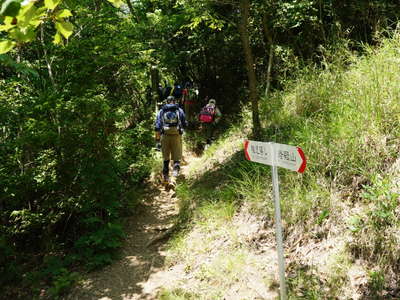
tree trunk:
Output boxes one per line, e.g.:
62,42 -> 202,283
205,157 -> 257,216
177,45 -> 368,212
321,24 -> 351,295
125,0 -> 140,22
238,0 -> 261,137
262,14 -> 274,99
40,25 -> 56,89
125,0 -> 135,15
150,66 -> 160,112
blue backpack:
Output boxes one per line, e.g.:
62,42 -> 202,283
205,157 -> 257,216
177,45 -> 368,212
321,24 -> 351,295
162,106 -> 181,134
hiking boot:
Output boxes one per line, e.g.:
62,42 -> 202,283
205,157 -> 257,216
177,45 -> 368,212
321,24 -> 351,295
172,161 -> 180,177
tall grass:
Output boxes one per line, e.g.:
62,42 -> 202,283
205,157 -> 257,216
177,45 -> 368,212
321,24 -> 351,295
257,32 -> 400,296
163,32 -> 400,299
261,31 -> 400,199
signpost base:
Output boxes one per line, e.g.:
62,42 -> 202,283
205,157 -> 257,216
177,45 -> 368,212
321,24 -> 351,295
272,165 -> 287,300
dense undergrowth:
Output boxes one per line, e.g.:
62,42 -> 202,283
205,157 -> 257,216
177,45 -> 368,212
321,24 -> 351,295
0,6 -> 156,298
0,81 -> 155,299
161,33 -> 400,299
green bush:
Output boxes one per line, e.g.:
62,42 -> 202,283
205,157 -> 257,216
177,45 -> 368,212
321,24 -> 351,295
0,79 -> 153,296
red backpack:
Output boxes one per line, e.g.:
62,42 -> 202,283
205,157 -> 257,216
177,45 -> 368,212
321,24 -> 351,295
199,104 -> 216,123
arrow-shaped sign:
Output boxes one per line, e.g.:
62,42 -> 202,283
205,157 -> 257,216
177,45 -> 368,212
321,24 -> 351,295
244,140 -> 306,173
243,140 -> 307,300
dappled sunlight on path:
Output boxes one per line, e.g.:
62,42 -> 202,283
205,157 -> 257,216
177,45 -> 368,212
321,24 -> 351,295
63,171 -> 182,300
63,146 -> 280,300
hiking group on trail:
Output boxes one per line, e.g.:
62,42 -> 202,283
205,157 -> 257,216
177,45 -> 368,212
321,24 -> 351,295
156,81 -> 200,124
154,81 -> 222,183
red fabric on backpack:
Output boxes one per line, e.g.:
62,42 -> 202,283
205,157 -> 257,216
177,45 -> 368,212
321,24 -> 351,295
199,105 -> 215,123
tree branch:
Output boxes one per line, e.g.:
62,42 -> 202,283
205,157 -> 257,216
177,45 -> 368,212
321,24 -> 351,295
40,24 -> 56,90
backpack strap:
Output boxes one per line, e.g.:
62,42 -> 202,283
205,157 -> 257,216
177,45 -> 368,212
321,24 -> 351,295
174,107 -> 181,128
161,106 -> 182,134
172,107 -> 183,134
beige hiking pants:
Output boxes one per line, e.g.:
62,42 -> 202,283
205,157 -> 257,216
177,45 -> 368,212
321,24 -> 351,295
161,134 -> 182,161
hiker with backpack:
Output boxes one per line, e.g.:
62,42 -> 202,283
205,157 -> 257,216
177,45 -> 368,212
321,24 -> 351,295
182,81 -> 199,125
155,95 -> 187,182
198,98 -> 222,147
170,82 -> 183,108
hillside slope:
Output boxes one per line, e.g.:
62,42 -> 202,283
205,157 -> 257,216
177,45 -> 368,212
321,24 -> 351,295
159,34 -> 400,299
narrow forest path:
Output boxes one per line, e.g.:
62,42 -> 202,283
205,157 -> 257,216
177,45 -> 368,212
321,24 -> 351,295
64,154 -> 197,300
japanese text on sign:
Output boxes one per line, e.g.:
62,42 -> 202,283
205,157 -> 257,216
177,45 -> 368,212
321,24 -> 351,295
251,144 -> 268,157
244,140 -> 306,173
278,150 -> 297,163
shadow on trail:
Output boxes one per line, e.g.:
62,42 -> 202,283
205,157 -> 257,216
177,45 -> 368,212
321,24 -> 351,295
64,184 -> 177,300
190,149 -> 253,190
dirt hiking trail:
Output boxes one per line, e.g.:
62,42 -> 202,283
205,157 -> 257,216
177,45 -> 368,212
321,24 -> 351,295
64,157 -> 195,300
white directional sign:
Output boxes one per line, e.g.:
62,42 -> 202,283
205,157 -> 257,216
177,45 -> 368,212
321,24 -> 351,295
244,140 -> 306,173
243,139 -> 307,300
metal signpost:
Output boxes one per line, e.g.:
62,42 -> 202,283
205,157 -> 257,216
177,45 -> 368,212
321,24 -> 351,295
244,140 -> 306,300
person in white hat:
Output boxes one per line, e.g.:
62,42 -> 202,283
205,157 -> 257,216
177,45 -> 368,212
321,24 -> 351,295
198,98 -> 222,147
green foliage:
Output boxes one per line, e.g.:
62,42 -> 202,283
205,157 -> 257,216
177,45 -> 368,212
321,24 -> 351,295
347,215 -> 363,233
44,0 -> 62,10
348,175 -> 399,282
0,0 -> 74,52
0,0 -> 22,17
74,222 -> 125,270
0,235 -> 20,285
274,0 -> 318,30
106,0 -> 123,8
159,288 -> 199,300
317,209 -> 329,225
368,269 -> 385,297
0,2 -> 156,297
262,32 -> 400,188
259,31 -> 400,296
287,265 -> 324,299
227,162 -> 271,214
361,176 -> 398,230
48,269 -> 80,298
40,256 -> 80,298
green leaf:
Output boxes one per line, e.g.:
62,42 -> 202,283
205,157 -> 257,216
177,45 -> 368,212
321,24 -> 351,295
0,40 -> 16,54
0,0 -> 22,17
55,21 -> 73,39
17,2 -> 37,27
55,9 -> 72,20
53,31 -> 63,45
106,0 -> 123,8
0,16 -> 16,31
9,26 -> 35,42
29,18 -> 43,28
44,0 -> 61,10
29,7 -> 47,28
36,6 -> 48,15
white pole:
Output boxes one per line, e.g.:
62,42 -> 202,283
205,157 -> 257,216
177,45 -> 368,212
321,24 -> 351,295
271,164 -> 287,300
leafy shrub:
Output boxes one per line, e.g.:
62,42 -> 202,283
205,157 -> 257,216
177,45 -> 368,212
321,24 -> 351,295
0,235 -> 20,285
0,80 -> 153,296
